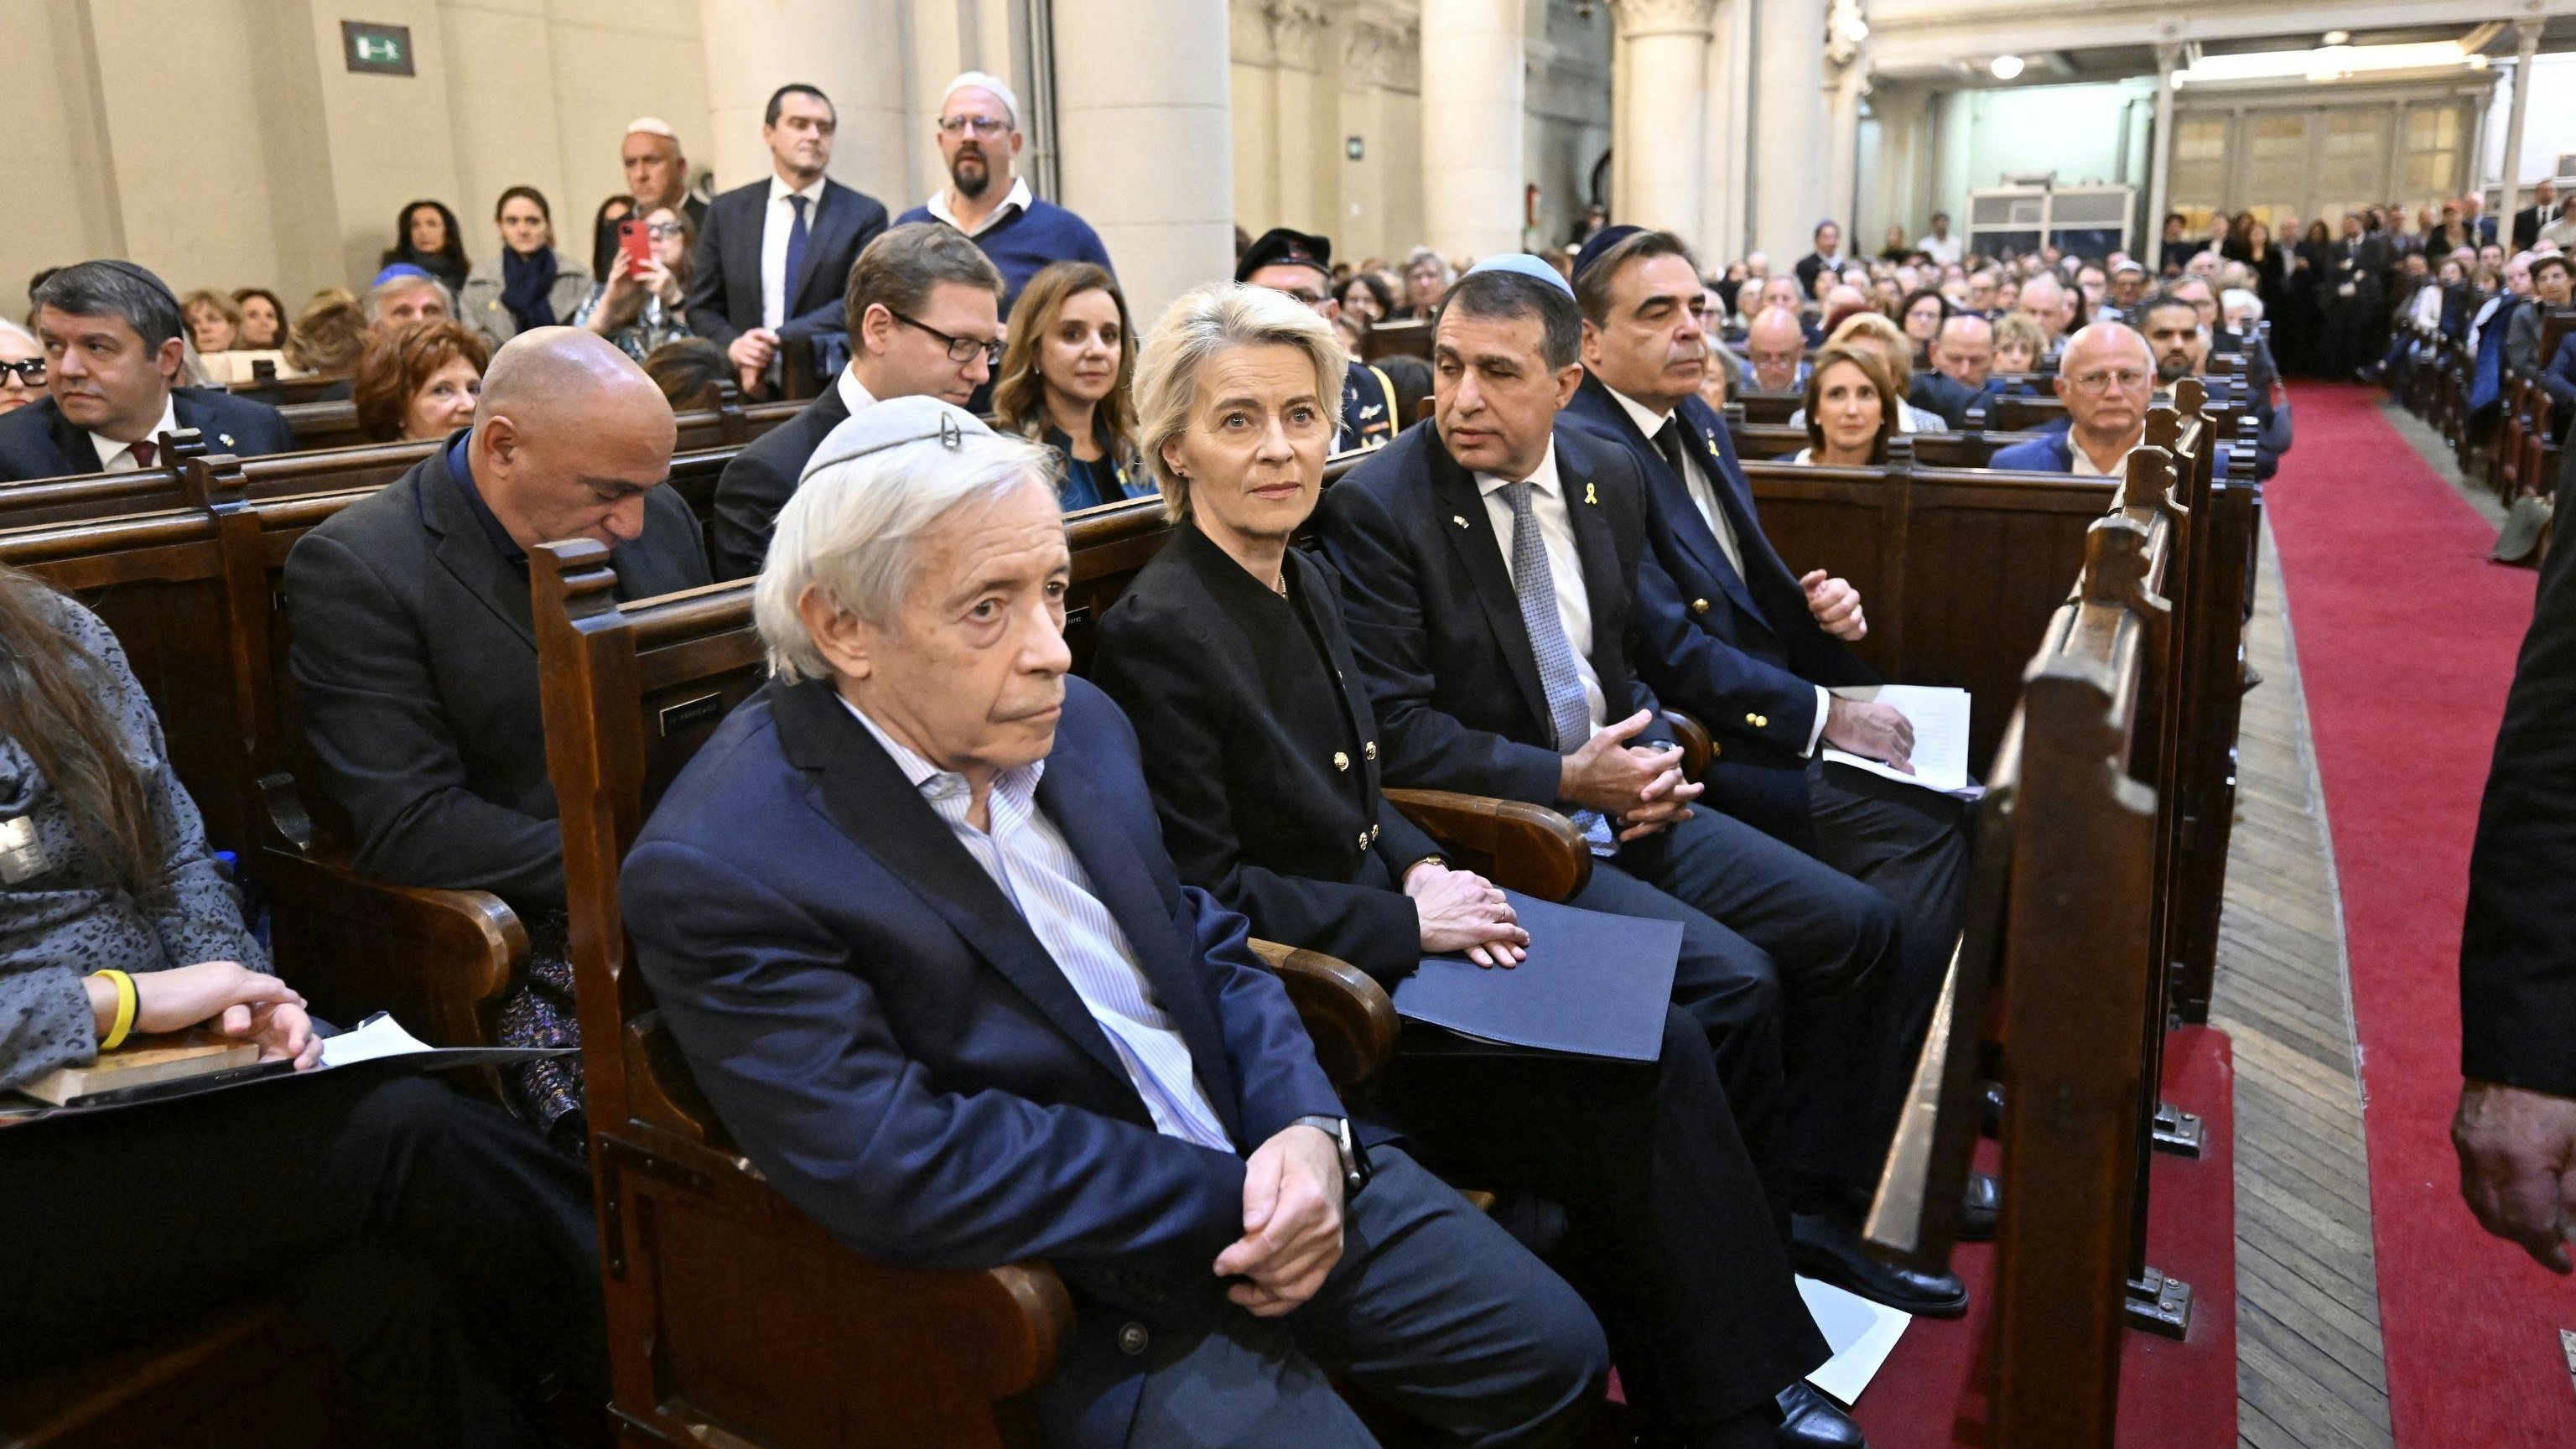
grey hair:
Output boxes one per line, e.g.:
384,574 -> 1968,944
364,274 -> 454,325
1132,282 -> 1348,522
754,430 -> 1062,683
0,319 -> 36,351
1404,246 -> 1453,283
31,261 -> 184,351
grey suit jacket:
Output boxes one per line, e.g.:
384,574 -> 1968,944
283,437 -> 709,910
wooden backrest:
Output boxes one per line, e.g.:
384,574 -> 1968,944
226,374 -> 351,408
1360,317 -> 1432,362
1728,422 -> 2048,468
1736,390 -> 1800,425
278,400 -> 366,452
1989,393 -> 2070,433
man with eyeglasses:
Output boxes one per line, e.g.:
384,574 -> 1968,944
895,71 -> 1114,316
1990,323 -> 2170,477
684,83 -> 890,397
1236,227 -> 1402,453
710,223 -> 1007,580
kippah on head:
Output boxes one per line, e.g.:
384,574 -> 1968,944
943,70 -> 1021,127
373,263 -> 435,288
802,394 -> 995,486
1572,224 -> 1644,281
626,117 -> 678,140
1462,252 -> 1574,299
1234,227 -> 1334,284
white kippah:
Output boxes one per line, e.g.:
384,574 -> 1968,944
626,117 -> 678,140
942,71 -> 1021,128
800,396 -> 996,486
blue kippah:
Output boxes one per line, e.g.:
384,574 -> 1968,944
372,263 -> 436,288
1462,252 -> 1574,298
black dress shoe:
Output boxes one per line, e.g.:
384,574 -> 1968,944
1791,1213 -> 1971,1318
1774,1382 -> 1867,1448
1957,1170 -> 1998,1242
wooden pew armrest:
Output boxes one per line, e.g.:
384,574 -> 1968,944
1662,709 -> 1715,783
261,847 -> 524,1047
1383,789 -> 1592,902
1249,939 -> 1399,1090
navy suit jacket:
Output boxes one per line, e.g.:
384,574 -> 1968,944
1988,431 -> 2231,479
0,387 -> 292,483
2542,332 -> 2576,415
1314,419 -> 1662,808
683,176 -> 889,348
621,674 -> 1343,1446
1561,374 -> 1874,844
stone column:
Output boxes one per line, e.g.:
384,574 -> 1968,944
1271,3 -> 1332,235
1749,0 -> 1830,262
1826,55 -> 1868,242
697,0 -> 912,201
1609,0 -> 1716,238
2499,18 -> 2546,231
1419,0 -> 1525,262
1054,0 -> 1236,324
2145,41 -> 2180,260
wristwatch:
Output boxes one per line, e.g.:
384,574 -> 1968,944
1289,1114 -> 1372,1197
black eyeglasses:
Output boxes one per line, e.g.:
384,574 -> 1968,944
892,312 -> 1004,368
0,360 -> 43,386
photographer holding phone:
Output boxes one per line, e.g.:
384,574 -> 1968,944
574,205 -> 699,364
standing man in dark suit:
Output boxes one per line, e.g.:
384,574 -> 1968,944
0,261 -> 292,483
284,329 -> 709,1145
683,84 -> 889,396
709,222 -> 1005,579
1792,220 -> 1844,299
1317,258 -> 1966,1317
2458,441 -> 2576,1276
627,399 -> 1609,1449
2512,179 -> 2561,252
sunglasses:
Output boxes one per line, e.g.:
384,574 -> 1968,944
0,360 -> 44,386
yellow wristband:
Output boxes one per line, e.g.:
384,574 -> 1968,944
94,969 -> 138,1052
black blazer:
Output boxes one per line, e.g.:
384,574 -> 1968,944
0,387 -> 293,483
683,176 -> 889,349
709,385 -> 852,580
1090,521 -> 1445,984
1315,419 -> 1661,808
283,437 -> 709,910
2463,470 -> 2576,1098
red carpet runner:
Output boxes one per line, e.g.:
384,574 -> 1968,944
2262,382 -> 2573,1447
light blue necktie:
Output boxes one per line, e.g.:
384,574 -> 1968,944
1499,481 -> 1616,854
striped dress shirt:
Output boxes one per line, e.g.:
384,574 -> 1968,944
844,699 -> 1235,1151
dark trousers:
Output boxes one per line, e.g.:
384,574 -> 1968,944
1809,761 -> 1975,1186
1387,1007 -> 1830,1438
1,1070 -> 607,1449
1044,1147 -> 1608,1449
1567,807 -> 1901,1208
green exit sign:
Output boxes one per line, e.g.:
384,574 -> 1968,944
341,20 -> 414,76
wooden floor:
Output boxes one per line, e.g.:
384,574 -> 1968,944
2206,512 -> 2395,1448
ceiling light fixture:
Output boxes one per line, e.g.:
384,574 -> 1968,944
1990,54 -> 2025,80
2174,39 -> 2474,86
2323,30 -> 2350,45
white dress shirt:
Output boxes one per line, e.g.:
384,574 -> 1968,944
926,175 -> 1034,239
835,363 -> 876,419
844,699 -> 1234,1151
2068,433 -> 2142,478
1476,442 -> 1607,735
1915,232 -> 1964,267
90,393 -> 179,473
1607,386 -> 1831,756
761,173 -> 830,332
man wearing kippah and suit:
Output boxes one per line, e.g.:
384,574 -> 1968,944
1238,227 -> 1403,454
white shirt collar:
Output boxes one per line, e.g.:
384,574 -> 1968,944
768,172 -> 828,207
1473,439 -> 1562,500
839,693 -> 1044,803
90,392 -> 178,470
835,365 -> 876,419
1604,382 -> 1675,441
2068,429 -> 2143,477
926,175 -> 1035,238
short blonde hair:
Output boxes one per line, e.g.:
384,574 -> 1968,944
1992,312 -> 2047,366
1132,283 -> 1347,522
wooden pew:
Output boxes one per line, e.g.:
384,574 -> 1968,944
278,399 -> 367,452
1865,450 -> 2192,1449
1727,420 -> 2049,469
226,373 -> 351,408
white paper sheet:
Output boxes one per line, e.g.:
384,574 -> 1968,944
1821,683 -> 1982,799
1797,1275 -> 1914,1406
319,1013 -> 438,1067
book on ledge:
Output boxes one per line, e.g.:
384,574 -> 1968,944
1390,892 -> 1681,1062
1,1014 -> 569,1126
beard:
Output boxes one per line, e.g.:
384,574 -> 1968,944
2158,355 -> 2194,383
949,149 -> 991,200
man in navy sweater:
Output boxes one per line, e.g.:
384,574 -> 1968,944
896,71 -> 1114,316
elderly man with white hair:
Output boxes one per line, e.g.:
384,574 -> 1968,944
897,70 -> 1115,313
621,394 -> 1611,1449
620,117 -> 705,228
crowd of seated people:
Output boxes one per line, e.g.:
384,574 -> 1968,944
0,74 -> 2354,1446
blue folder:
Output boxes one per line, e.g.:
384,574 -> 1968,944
1390,891 -> 1680,1062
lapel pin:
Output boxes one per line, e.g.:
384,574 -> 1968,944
220,434 -> 235,446
1452,514 -> 1470,528
1583,482 -> 1598,505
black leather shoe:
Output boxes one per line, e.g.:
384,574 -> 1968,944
1791,1213 -> 1971,1318
1957,1171 -> 1998,1242
1775,1382 -> 1867,1448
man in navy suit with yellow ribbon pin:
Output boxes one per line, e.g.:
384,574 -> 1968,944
1237,227 -> 1402,454
1557,226 -> 1982,1259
